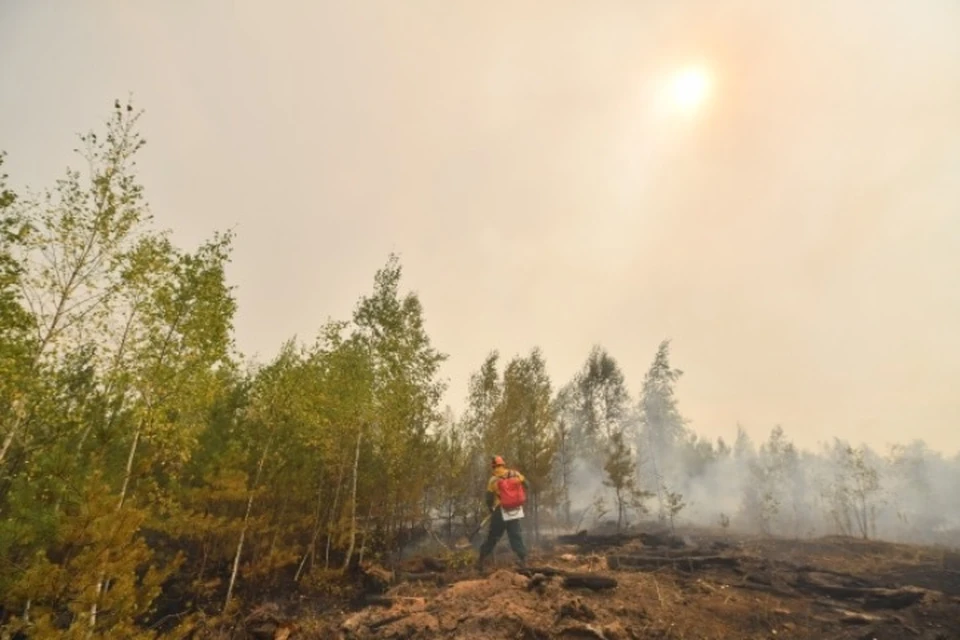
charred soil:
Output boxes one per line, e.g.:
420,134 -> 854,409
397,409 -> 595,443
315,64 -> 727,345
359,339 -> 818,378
218,528 -> 960,639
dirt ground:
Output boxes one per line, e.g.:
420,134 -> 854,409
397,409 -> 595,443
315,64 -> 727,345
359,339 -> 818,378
235,527 -> 960,640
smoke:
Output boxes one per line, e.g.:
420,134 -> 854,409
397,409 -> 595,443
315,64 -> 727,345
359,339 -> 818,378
562,418 -> 960,549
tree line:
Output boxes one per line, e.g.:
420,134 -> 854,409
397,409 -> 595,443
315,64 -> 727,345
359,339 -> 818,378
1,101 -> 958,637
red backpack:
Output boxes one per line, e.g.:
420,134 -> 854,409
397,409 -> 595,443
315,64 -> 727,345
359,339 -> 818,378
497,471 -> 526,510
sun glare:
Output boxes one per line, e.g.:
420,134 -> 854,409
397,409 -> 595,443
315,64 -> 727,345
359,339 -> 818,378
669,66 -> 711,115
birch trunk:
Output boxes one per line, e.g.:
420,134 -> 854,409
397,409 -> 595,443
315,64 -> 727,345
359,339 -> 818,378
294,482 -> 325,583
88,420 -> 143,634
341,427 -> 363,572
223,438 -> 271,613
358,502 -> 375,565
325,460 -> 346,569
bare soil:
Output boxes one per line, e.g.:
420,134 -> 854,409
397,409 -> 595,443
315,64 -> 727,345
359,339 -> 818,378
231,528 -> 960,639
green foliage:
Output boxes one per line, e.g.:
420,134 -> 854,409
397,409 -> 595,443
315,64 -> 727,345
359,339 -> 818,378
476,348 -> 559,539
602,429 -> 653,531
636,339 -> 689,521
564,345 -> 631,465
663,489 -> 685,532
637,339 -> 687,457
6,470 -> 182,639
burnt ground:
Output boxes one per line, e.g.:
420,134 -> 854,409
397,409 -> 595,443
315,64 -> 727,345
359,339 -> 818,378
223,527 -> 960,640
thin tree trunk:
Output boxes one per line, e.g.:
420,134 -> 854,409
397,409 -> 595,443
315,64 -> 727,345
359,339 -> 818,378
358,502 -> 375,564
267,494 -> 290,567
76,304 -> 139,457
615,487 -> 624,531
116,424 -> 142,512
645,428 -> 666,522
295,482 -> 325,583
325,459 -> 347,569
198,542 -> 209,585
533,491 -> 541,544
89,419 -> 143,633
223,437 -> 271,613
341,427 -> 363,572
0,409 -> 25,470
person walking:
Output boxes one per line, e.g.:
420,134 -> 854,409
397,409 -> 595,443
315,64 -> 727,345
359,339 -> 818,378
477,455 -> 528,570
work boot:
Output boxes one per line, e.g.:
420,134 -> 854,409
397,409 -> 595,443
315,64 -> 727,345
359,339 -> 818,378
516,556 -> 527,570
476,554 -> 488,572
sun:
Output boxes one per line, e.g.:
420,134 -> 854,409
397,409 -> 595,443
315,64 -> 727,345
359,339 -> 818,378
669,66 -> 712,114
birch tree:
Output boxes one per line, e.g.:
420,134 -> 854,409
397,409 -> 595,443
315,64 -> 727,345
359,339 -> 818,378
350,254 -> 446,554
2,100 -> 153,469
566,345 -> 631,465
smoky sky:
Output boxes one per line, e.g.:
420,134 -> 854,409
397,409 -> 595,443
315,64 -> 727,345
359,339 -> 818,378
2,1 -> 959,454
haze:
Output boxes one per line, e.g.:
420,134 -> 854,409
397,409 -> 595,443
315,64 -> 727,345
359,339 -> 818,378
1,1 -> 958,455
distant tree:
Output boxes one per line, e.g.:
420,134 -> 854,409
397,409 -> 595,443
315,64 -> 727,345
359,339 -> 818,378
822,440 -> 882,539
715,437 -> 731,459
566,345 -> 631,464
842,443 -> 881,540
885,440 -> 946,540
678,433 -> 717,479
741,426 -> 800,536
663,489 -> 686,532
552,410 -> 575,528
637,340 -> 687,454
603,429 -> 653,531
636,340 -> 687,520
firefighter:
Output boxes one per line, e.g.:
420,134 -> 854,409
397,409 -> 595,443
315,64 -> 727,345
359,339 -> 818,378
477,455 -> 528,569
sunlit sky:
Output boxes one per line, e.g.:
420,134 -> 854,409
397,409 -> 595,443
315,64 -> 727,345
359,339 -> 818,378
2,2 -> 959,455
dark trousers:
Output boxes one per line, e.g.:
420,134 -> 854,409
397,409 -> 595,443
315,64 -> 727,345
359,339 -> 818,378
479,509 -> 526,561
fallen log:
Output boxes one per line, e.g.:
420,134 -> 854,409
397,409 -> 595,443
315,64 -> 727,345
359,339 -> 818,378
396,571 -> 446,585
607,555 -> 740,572
362,595 -> 428,608
562,574 -> 618,591
638,532 -> 687,548
795,574 -> 929,610
791,564 -> 873,583
368,612 -> 414,630
555,532 -> 642,547
732,580 -> 798,600
517,567 -> 618,590
837,609 -> 884,625
557,622 -> 607,638
519,566 -> 569,578
555,531 -> 686,549
862,587 -> 929,611
359,564 -> 395,595
420,556 -> 447,572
